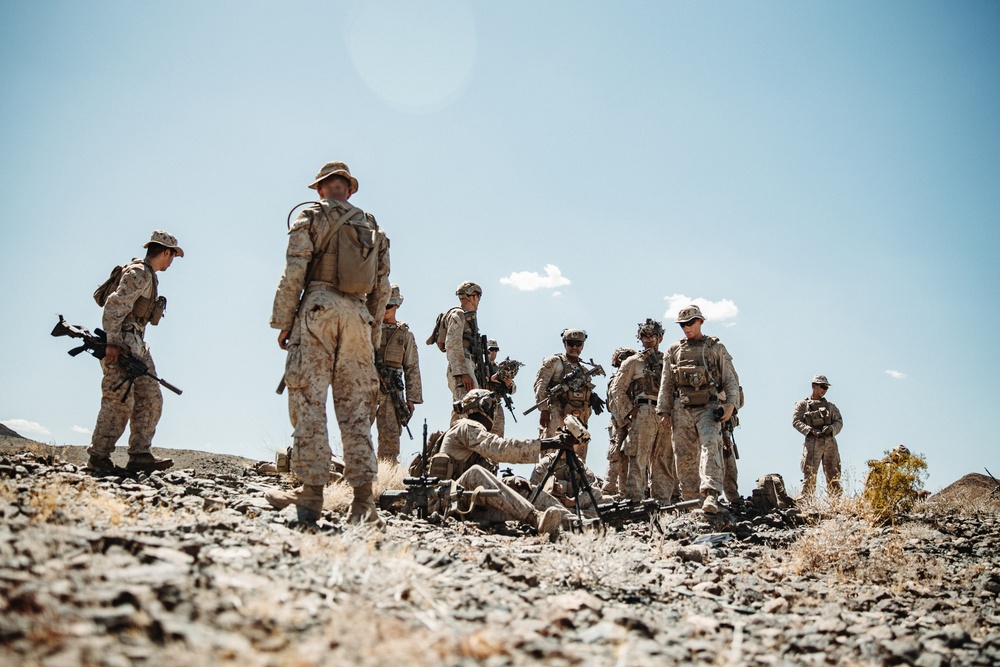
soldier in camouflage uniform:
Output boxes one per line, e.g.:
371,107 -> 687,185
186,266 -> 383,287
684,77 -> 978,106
792,375 -> 843,498
87,230 -> 183,473
484,339 -> 517,437
445,281 -> 484,404
533,328 -> 604,462
266,161 -> 390,525
374,284 -> 422,464
603,346 -> 637,496
431,389 -> 575,536
611,319 -> 679,502
656,306 -> 739,514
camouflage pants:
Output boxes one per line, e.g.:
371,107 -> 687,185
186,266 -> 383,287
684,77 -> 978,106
671,403 -> 725,498
374,390 -> 402,463
87,348 -> 162,457
489,400 -> 506,437
722,430 -> 739,502
453,465 -> 572,524
284,289 -> 379,488
540,403 -> 591,462
801,437 -> 842,497
624,404 -> 677,502
447,358 -> 478,426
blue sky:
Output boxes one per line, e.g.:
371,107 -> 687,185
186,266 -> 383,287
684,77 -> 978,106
2,1 -> 998,494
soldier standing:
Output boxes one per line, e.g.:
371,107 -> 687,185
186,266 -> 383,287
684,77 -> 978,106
532,328 -> 605,461
656,306 -> 739,514
611,319 -> 678,502
603,346 -> 637,496
444,281 -> 485,403
792,375 -> 843,498
266,161 -> 390,525
87,230 -> 182,473
484,339 -> 518,437
374,284 -> 422,464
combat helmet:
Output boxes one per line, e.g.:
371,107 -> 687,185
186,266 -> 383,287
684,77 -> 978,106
561,328 -> 588,343
636,318 -> 665,340
387,284 -> 403,307
611,347 -> 638,368
453,389 -> 497,430
455,281 -> 483,297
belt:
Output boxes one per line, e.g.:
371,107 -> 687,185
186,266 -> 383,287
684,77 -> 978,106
636,398 -> 656,406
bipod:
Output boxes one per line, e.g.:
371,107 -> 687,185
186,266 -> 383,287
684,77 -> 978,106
530,447 -> 604,530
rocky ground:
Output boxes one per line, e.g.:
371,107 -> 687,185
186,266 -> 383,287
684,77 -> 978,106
1,434 -> 998,666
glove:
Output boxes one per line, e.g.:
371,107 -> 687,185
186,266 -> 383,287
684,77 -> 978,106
589,393 -> 606,415
540,431 -> 577,451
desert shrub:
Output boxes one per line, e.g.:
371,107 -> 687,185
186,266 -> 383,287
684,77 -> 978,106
862,445 -> 927,525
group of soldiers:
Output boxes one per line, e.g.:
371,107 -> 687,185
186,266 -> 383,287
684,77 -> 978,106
80,159 -> 846,533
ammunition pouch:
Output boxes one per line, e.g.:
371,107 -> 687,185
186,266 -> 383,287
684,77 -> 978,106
679,388 -> 712,407
132,295 -> 166,326
805,408 -> 832,428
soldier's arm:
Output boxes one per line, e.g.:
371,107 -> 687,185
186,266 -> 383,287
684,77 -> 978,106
830,402 -> 844,436
402,330 -> 423,404
443,310 -> 467,377
466,424 -> 541,465
792,400 -> 812,436
655,346 -> 677,416
270,210 -> 315,332
365,227 -> 391,350
102,264 -> 151,349
608,358 -> 636,423
533,356 -> 557,405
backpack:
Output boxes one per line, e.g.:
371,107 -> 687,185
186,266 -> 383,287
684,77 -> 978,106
751,473 -> 795,512
93,265 -> 126,307
426,307 -> 461,352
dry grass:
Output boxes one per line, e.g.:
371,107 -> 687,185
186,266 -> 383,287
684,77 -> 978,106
323,459 -> 408,512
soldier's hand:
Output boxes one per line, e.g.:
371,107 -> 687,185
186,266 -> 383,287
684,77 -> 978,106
460,374 -> 475,391
540,433 -> 575,451
406,400 -> 415,413
277,329 -> 291,350
105,344 -> 122,365
720,403 -> 736,423
539,409 -> 550,429
659,415 -> 672,430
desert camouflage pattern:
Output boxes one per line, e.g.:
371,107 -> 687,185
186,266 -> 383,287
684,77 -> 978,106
271,202 -> 389,488
610,350 -> 678,502
530,452 -> 608,510
444,309 -> 478,400
375,321 -> 422,462
722,430 -> 739,503
89,259 -> 162,458
486,357 -> 519,437
793,396 -> 844,496
657,336 -> 739,498
533,354 -> 596,459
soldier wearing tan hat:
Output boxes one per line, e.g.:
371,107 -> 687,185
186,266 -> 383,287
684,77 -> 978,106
86,230 -> 183,474
443,281 -> 485,410
792,374 -> 844,498
266,160 -> 390,527
374,284 -> 423,463
656,305 -> 740,515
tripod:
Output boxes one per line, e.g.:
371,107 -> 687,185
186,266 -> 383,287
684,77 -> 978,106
530,447 -> 604,528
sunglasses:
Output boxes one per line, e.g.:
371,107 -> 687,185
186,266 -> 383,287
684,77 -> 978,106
816,385 -> 829,390
678,320 -> 698,328
565,341 -> 584,347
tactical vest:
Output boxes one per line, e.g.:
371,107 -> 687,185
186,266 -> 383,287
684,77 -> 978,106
127,261 -> 165,326
803,399 -> 834,428
549,355 -> 592,411
628,349 -> 663,399
309,202 -> 379,295
379,323 -> 408,369
670,337 -> 720,407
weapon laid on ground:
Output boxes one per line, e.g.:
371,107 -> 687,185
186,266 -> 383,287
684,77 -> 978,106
376,362 -> 413,440
51,314 -> 182,400
378,477 -> 500,517
523,358 -> 606,415
595,498 -> 702,530
488,356 -> 524,422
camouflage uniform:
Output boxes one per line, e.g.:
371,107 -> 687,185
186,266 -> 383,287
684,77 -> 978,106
271,196 -> 390,488
375,320 -> 422,462
792,379 -> 843,497
533,335 -> 602,461
611,348 -> 678,502
88,258 -> 164,459
444,283 -> 483,403
656,324 -> 739,500
603,347 -> 637,496
530,451 -> 608,511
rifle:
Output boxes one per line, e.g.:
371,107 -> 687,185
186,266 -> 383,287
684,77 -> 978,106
465,312 -> 490,388
595,498 -> 701,531
51,314 -> 182,400
523,358 -> 606,415
488,356 -> 524,422
376,362 -> 413,439
378,477 -> 500,517
715,406 -> 740,459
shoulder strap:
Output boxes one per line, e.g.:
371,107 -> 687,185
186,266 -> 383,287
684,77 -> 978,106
304,203 -> 362,284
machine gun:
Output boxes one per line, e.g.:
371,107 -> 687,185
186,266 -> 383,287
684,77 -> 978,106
595,498 -> 701,531
488,356 -> 524,422
376,362 -> 413,439
51,314 -> 182,401
523,358 -> 606,415
378,478 -> 500,518
466,313 -> 490,389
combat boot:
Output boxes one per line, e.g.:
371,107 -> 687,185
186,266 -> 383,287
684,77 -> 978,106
126,453 -> 174,472
348,483 -> 386,529
702,492 -> 720,515
535,507 -> 563,537
265,484 -> 325,520
87,455 -> 116,472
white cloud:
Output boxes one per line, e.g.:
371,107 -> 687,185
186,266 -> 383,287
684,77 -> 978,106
0,419 -> 51,436
663,294 -> 739,323
72,425 -> 92,435
885,370 -> 907,380
552,291 -> 562,298
500,264 -> 571,291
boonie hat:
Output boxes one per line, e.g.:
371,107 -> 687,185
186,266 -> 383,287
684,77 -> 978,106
387,284 -> 403,307
456,281 -> 483,297
811,375 -> 832,387
308,161 -> 359,192
143,230 -> 184,257
675,305 -> 704,324
561,328 -> 587,343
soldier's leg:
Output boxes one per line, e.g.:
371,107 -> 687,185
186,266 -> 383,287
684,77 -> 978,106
329,300 -> 380,488
822,441 -> 843,497
286,309 -> 336,488
490,402 -> 506,437
722,430 -> 739,502
125,350 -> 164,455
623,427 -> 650,501
457,466 -> 538,523
375,392 -> 402,463
800,442 -> 819,498
645,408 -> 678,502
88,361 -> 133,458
695,407 -> 725,496
541,405 -> 565,439
671,407 -> 703,501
